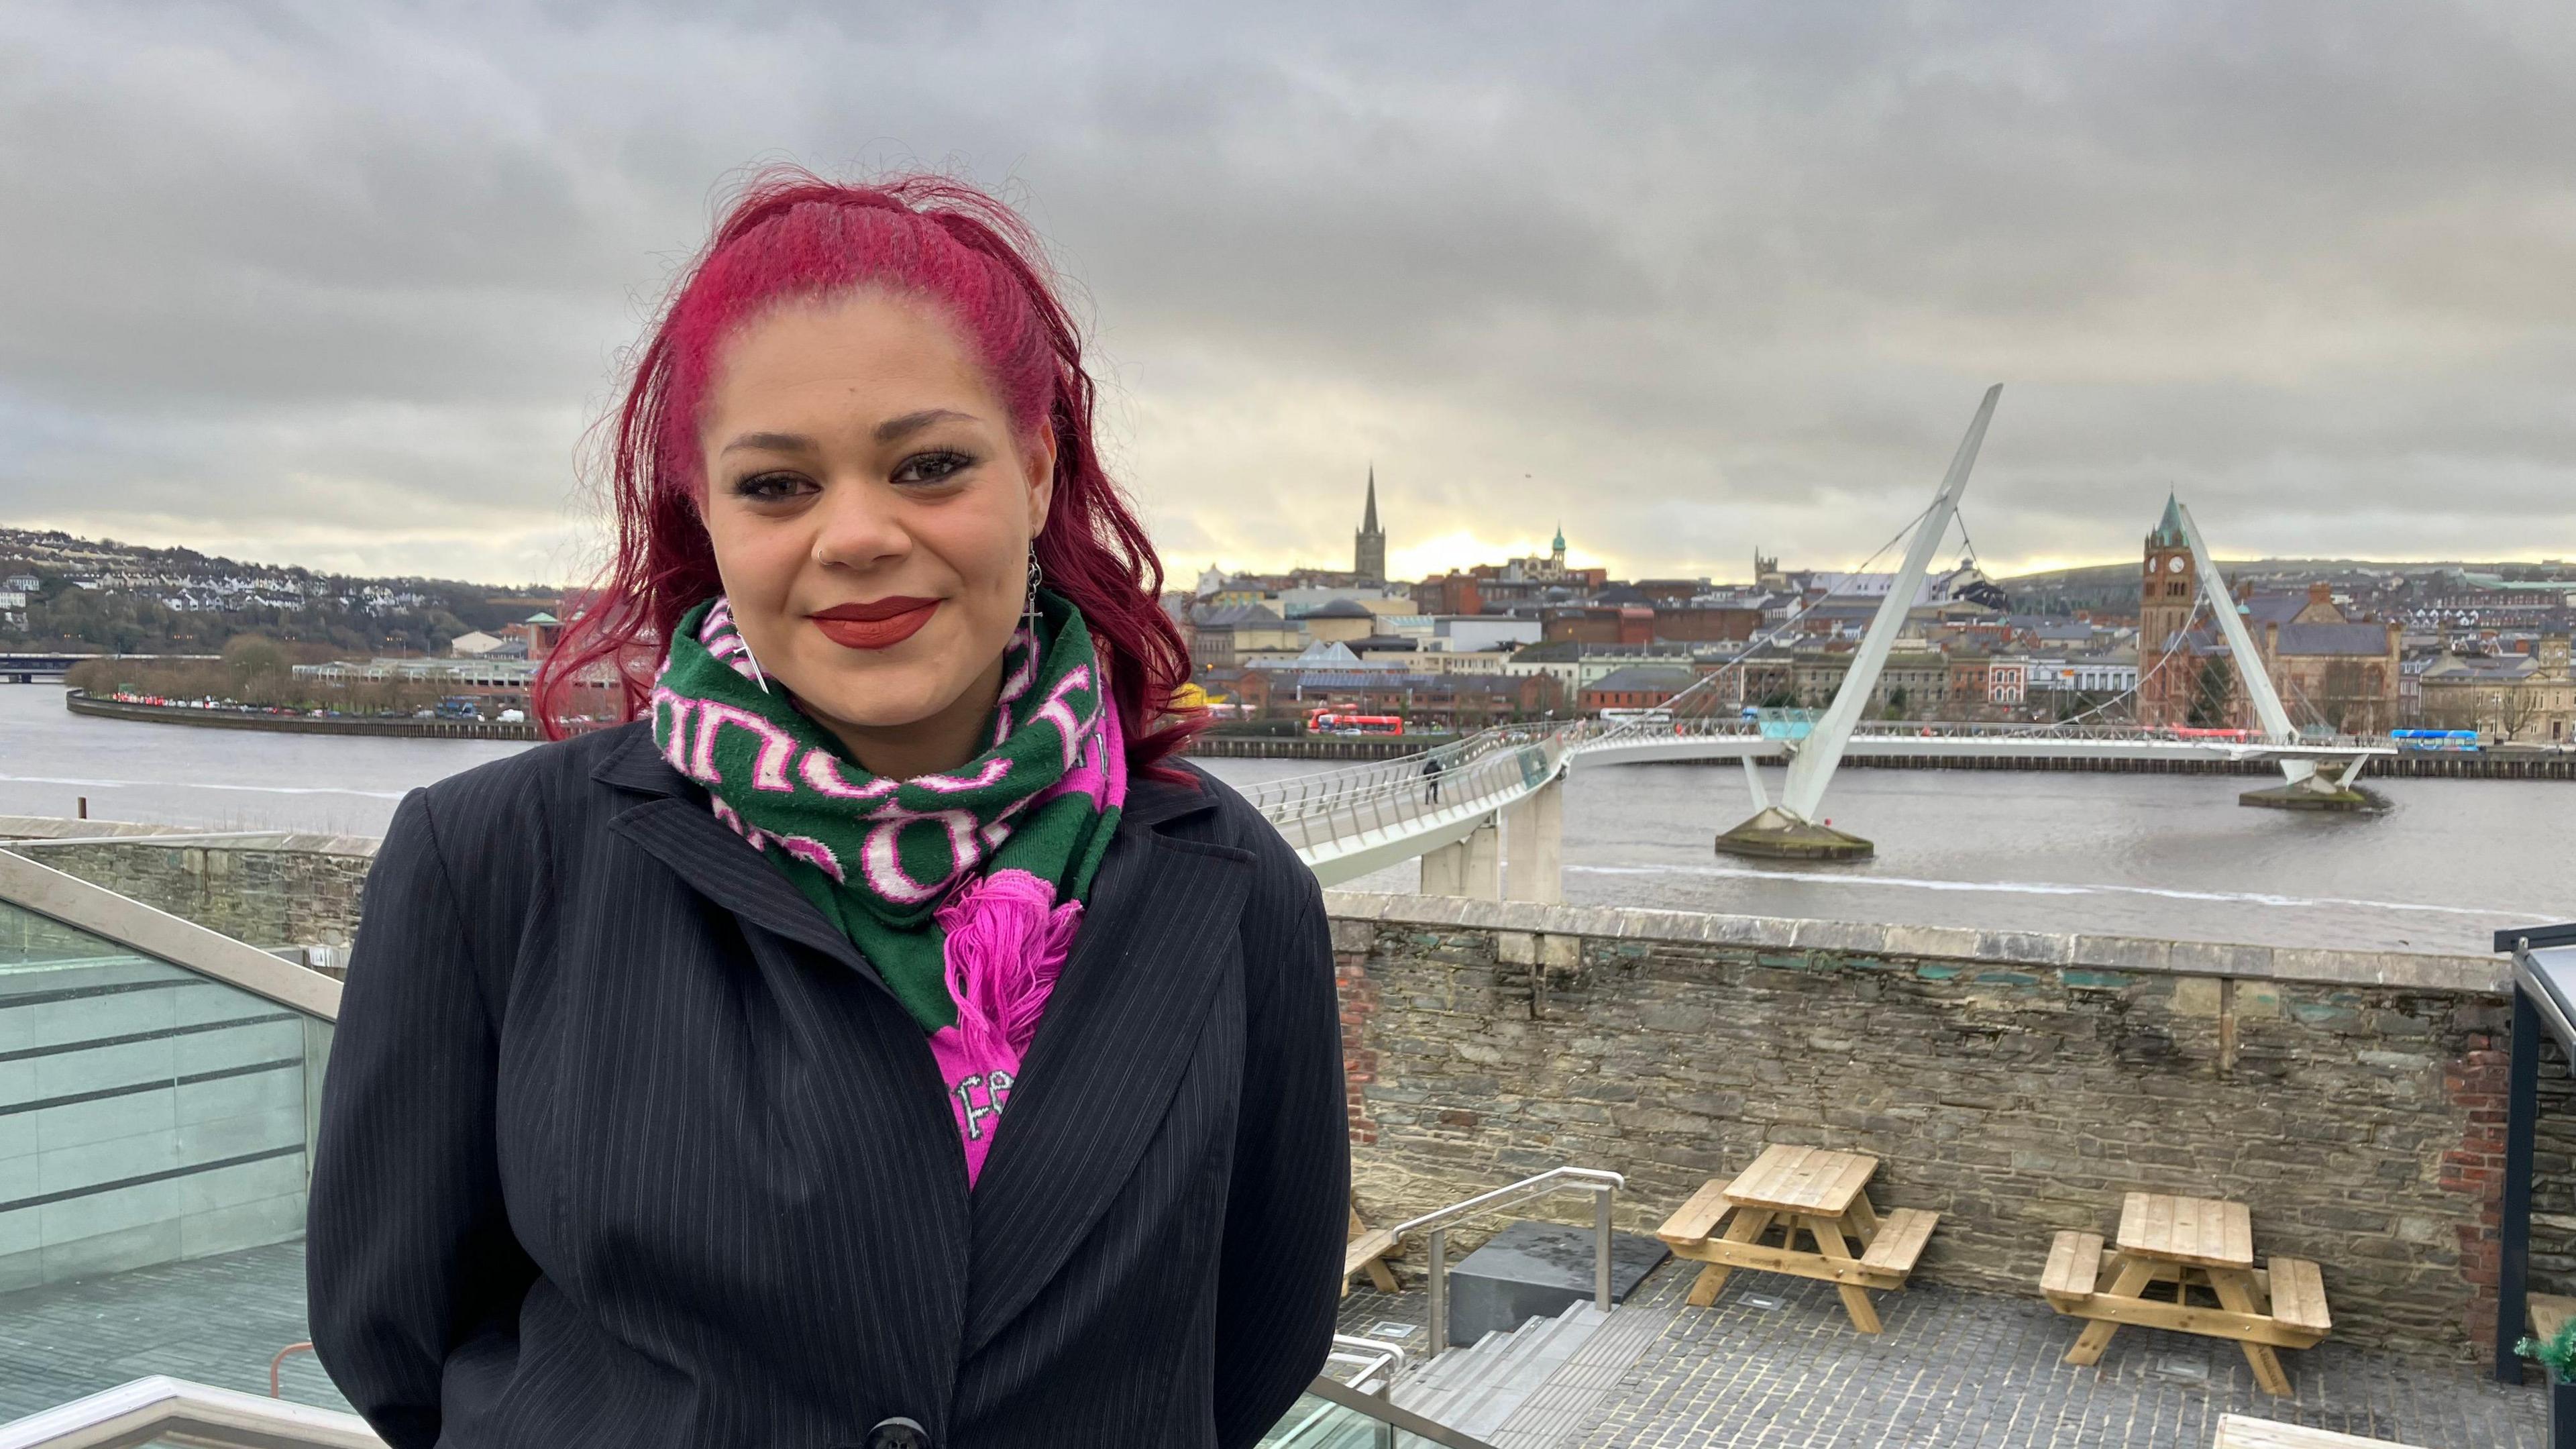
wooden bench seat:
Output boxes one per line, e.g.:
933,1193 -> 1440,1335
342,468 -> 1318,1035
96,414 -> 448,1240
1858,1208 -> 1939,1275
2041,1230 -> 2104,1308
1656,1177 -> 1735,1248
1342,1195 -> 1399,1297
2265,1257 -> 2330,1338
2530,1291 -> 2576,1344
1345,1229 -> 1397,1283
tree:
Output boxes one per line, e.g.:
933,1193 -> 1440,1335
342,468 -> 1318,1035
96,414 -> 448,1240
2188,657 -> 2234,728
2318,658 -> 2378,735
1885,686 -> 1909,719
222,633 -> 288,686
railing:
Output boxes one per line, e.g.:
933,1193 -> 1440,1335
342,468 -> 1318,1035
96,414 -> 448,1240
1325,1333 -> 1411,1397
1385,1166 -> 1626,1362
0,1376 -> 384,1448
1263,1374 -> 1500,1448
1242,724 -> 1577,861
7,1373 -> 1487,1449
1249,711 -> 2417,866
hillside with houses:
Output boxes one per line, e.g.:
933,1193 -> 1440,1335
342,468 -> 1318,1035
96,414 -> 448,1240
0,527 -> 564,656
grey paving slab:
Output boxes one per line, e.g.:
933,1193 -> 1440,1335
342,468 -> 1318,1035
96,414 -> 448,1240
0,1238 -> 345,1423
1342,1260 -> 2547,1449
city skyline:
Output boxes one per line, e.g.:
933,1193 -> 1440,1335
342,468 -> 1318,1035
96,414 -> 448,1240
1,3 -> 2571,586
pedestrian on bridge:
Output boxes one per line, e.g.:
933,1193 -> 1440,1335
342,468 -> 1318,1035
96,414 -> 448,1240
1422,749 -> 1446,802
309,170 -> 1346,1449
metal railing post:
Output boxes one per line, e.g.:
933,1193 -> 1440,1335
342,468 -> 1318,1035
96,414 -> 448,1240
1595,1187 -> 1613,1310
1427,1229 -> 1448,1360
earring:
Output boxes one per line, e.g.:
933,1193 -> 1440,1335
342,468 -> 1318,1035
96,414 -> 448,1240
741,639 -> 773,695
1024,553 -> 1044,639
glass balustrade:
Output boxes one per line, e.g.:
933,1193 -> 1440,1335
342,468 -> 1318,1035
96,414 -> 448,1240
1,898 -> 325,1293
2,1373 -> 1487,1449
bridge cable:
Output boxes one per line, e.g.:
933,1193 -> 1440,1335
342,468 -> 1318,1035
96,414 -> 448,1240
1611,500 -> 1941,737
1990,592 -> 2209,736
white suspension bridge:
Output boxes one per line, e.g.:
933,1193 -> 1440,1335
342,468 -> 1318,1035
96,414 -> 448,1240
1244,384 -> 2392,894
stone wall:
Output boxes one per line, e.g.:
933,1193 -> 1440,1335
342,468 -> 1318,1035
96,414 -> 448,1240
0,833 -> 372,954
1326,890 -> 2560,1357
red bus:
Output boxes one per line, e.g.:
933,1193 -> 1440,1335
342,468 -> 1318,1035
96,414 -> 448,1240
1307,710 -> 1405,736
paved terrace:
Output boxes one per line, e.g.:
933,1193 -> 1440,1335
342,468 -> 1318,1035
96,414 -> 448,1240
1338,1258 -> 2542,1448
0,1239 -> 2544,1445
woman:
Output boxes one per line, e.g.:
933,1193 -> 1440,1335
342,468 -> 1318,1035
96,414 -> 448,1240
307,173 -> 1348,1449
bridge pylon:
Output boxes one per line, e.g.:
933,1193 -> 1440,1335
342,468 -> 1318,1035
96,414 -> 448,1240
2168,502 -> 2374,812
1715,385 -> 2002,861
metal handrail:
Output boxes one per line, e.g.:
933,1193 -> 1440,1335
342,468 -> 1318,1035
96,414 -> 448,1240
1324,1334 -> 1410,1397
1382,1166 -> 1626,1363
3,1373 -> 1487,1449
1244,723 -> 1578,865
1295,1373 -> 1501,1449
0,1376 -> 384,1448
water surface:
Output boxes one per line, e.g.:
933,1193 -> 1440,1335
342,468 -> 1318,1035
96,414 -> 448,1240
5,686 -> 2563,955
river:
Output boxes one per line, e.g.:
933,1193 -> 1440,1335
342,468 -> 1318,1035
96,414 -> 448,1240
3,685 -> 2564,956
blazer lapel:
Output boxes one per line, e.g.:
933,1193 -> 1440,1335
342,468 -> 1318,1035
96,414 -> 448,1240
958,780 -> 1250,1355
592,727 -> 892,994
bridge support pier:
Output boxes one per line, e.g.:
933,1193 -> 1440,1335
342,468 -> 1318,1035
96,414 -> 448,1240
1419,817 -> 1501,898
2241,757 -> 2376,812
1713,806 -> 1874,861
2240,776 -> 2374,811
1503,777 -> 1564,904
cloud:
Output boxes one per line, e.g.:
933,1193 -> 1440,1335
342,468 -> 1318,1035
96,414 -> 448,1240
0,0 -> 2570,586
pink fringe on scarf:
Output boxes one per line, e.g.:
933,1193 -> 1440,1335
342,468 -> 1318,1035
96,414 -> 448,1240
925,683 -> 1126,1185
926,868 -> 1082,1184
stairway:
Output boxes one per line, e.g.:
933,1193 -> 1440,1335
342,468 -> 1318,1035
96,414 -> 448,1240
1389,1301 -> 1609,1442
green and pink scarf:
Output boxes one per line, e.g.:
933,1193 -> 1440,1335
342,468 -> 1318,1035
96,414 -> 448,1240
650,592 -> 1126,1181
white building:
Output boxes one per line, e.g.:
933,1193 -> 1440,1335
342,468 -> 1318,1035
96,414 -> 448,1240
1432,616 -> 1543,653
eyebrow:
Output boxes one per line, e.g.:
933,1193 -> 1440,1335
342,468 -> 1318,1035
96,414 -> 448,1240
718,409 -> 980,457
872,407 -> 979,443
720,431 -> 817,455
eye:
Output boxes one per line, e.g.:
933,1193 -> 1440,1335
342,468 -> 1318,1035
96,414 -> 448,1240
731,471 -> 814,502
892,449 -> 976,486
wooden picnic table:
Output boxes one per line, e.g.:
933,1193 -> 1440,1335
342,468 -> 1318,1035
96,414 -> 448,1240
2041,1191 -> 2330,1397
2210,1413 -> 2424,1447
1656,1144 -> 1939,1334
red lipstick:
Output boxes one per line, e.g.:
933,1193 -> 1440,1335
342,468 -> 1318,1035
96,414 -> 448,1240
808,596 -> 940,650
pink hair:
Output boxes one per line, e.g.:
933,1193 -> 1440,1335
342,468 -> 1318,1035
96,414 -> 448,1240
537,169 -> 1201,777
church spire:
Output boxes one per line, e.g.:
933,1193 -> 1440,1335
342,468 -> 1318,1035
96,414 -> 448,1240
1354,467 -> 1387,584
2149,490 -> 2186,549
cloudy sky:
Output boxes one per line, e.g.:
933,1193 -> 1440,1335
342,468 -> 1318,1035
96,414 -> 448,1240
2,1 -> 2571,588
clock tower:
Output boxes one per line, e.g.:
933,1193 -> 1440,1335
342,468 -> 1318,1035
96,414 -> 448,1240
2139,494 -> 2198,727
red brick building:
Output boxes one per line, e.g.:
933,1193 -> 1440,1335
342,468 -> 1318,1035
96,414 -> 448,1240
1580,665 -> 1699,712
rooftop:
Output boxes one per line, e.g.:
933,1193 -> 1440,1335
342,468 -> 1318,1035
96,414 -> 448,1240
1585,665 -> 1698,693
2272,621 -> 2395,657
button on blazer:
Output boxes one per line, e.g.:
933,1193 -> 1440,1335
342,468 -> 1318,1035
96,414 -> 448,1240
307,722 -> 1348,1448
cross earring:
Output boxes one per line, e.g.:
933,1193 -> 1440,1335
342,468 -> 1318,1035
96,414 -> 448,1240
1024,553 -> 1044,639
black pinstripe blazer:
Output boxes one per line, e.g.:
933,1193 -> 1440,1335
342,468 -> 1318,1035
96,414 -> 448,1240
306,722 -> 1346,1449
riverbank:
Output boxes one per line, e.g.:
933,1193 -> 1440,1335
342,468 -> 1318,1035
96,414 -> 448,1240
64,690 -> 2576,778
64,688 -> 545,739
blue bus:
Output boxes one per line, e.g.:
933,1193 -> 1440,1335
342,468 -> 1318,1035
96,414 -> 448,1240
2390,729 -> 2481,753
